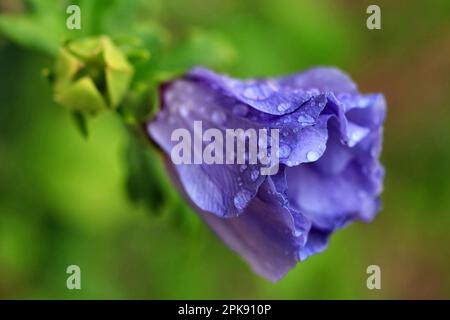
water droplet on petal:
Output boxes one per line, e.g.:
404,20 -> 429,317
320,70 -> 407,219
307,88 -> 320,95
179,106 -> 189,117
297,114 -> 315,125
358,96 -> 371,108
239,164 -> 247,173
277,145 -> 291,158
233,190 -> 252,210
211,111 -> 226,124
306,150 -> 320,162
277,102 -> 290,112
250,169 -> 259,182
242,84 -> 270,100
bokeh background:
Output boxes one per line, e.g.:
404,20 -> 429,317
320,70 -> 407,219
1,0 -> 449,299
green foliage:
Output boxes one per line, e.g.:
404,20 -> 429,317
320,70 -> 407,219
0,0 -> 67,55
152,28 -> 236,81
1,0 -> 450,299
123,127 -> 167,213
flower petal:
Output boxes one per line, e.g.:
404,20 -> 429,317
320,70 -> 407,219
200,176 -> 311,282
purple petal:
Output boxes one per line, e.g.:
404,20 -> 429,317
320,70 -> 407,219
147,66 -> 386,281
200,176 -> 311,282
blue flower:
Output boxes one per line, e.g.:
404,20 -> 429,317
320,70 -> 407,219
147,67 -> 386,281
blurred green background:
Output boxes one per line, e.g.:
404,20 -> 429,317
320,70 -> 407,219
1,0 -> 450,299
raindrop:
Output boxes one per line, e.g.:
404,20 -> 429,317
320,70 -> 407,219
297,114 -> 315,125
306,150 -> 320,162
307,88 -> 320,95
211,111 -> 226,124
179,106 -> 189,117
277,145 -> 291,158
277,102 -> 290,112
239,164 -> 247,173
242,85 -> 268,100
358,96 -> 371,108
250,169 -> 259,182
233,190 -> 252,210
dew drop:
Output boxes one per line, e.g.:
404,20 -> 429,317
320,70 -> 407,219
277,102 -> 290,112
242,86 -> 266,100
233,190 -> 252,210
307,88 -> 320,96
277,145 -> 291,158
297,114 -> 315,125
250,169 -> 259,182
211,111 -> 226,124
358,96 -> 371,108
239,164 -> 247,173
179,106 -> 189,117
306,150 -> 320,162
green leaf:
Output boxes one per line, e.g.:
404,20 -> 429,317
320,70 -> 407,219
0,0 -> 70,56
71,112 -> 89,138
153,28 -> 236,80
124,130 -> 168,213
117,81 -> 155,125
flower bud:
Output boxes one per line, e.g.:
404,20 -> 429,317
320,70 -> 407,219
52,36 -> 134,114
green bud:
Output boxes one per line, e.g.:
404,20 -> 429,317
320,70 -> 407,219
52,36 -> 134,114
